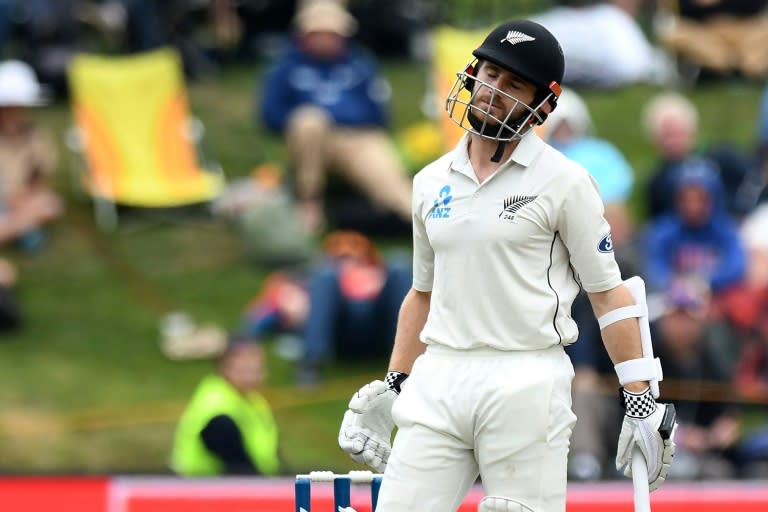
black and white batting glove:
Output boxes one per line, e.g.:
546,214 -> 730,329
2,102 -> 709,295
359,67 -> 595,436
616,387 -> 677,492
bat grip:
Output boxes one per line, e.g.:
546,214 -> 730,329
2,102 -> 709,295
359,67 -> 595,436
632,447 -> 651,512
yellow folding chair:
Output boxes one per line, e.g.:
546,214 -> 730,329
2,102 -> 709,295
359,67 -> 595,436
67,47 -> 224,229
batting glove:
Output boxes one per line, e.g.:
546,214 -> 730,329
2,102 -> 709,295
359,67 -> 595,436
338,376 -> 402,472
616,387 -> 677,491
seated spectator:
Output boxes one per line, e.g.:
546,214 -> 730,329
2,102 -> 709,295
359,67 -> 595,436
720,282 -> 768,403
643,157 -> 747,296
569,277 -> 745,481
257,0 -> 412,233
532,0 -> 672,88
237,230 -> 410,386
540,86 -> 635,209
170,337 -> 281,476
655,0 -> 768,81
0,60 -> 63,252
717,196 -> 768,476
652,277 -> 744,480
643,90 -> 761,220
718,190 -> 768,402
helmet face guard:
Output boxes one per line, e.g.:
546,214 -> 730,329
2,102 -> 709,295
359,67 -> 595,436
445,59 -> 555,142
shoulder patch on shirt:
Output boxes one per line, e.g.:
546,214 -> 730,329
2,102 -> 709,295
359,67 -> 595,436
597,233 -> 613,253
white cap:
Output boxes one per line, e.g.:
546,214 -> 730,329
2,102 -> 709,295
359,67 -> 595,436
540,87 -> 592,141
294,0 -> 357,37
0,60 -> 48,107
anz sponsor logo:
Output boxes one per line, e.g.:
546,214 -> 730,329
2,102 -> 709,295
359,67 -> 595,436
597,233 -> 613,253
428,185 -> 453,219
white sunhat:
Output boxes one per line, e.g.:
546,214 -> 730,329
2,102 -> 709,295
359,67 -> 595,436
0,60 -> 49,107
539,87 -> 593,141
294,0 -> 358,37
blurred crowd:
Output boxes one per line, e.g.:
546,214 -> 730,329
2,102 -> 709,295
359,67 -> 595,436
0,0 -> 767,479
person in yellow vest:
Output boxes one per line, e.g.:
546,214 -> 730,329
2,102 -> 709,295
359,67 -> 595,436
171,336 -> 281,476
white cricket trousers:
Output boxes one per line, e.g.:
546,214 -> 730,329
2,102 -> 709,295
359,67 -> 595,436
375,344 -> 577,512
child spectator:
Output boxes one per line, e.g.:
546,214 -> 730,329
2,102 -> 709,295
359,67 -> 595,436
237,230 -> 410,387
0,59 -> 63,252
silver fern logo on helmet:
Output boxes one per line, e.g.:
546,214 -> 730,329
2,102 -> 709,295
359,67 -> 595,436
500,30 -> 535,46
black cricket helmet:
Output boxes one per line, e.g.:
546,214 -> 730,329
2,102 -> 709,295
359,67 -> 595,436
445,20 -> 564,142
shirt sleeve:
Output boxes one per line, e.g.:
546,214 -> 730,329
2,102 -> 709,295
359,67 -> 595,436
411,174 -> 434,291
259,61 -> 292,133
557,168 -> 623,293
200,414 -> 260,475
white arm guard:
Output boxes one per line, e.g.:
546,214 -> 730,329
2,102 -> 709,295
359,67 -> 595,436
597,276 -> 663,398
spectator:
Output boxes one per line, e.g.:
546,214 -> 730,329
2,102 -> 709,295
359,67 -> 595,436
717,194 -> 768,477
718,188 -> 768,403
569,277 -> 744,481
655,0 -> 768,81
643,157 -> 747,296
238,230 -> 411,386
170,337 -> 281,476
0,60 -> 63,252
720,280 -> 768,403
106,0 -> 221,78
652,277 -> 744,480
257,0 -> 412,233
203,0 -> 299,61
540,86 -> 635,212
643,90 -> 761,220
532,0 -> 673,88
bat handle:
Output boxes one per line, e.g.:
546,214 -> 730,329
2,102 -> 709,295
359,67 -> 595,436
632,447 -> 651,512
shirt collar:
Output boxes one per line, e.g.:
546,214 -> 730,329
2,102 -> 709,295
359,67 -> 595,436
510,129 -> 545,167
449,130 -> 546,178
449,133 -> 474,179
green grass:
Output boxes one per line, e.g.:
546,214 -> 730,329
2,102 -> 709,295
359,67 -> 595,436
0,57 -> 763,474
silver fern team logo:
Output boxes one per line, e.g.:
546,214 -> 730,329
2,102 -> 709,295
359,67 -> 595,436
499,195 -> 537,221
500,30 -> 535,46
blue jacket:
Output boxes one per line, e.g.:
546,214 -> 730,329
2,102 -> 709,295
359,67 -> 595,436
644,213 -> 746,292
258,42 -> 389,133
644,160 -> 746,292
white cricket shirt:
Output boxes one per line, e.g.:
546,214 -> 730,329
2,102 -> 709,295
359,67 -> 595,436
412,131 -> 622,351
